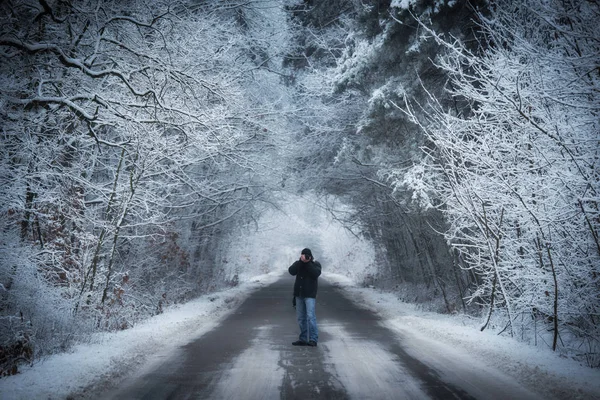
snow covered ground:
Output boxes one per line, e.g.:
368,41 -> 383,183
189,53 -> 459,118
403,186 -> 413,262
0,272 -> 282,400
326,274 -> 600,400
1,271 -> 599,400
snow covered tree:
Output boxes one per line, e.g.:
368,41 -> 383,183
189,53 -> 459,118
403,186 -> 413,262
0,0 -> 292,372
397,0 -> 600,363
281,0 -> 489,312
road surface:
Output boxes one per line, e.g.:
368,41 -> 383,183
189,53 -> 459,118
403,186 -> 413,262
102,275 -> 542,399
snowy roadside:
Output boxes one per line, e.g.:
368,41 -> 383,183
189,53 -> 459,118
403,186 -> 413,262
2,270 -> 599,400
324,273 -> 600,400
0,271 -> 282,400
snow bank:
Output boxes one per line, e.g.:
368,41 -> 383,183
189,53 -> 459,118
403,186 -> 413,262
0,271 -> 281,400
2,270 -> 599,400
325,272 -> 600,400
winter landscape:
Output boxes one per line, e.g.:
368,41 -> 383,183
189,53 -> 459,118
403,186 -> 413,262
1,0 -> 599,398
2,266 -> 600,399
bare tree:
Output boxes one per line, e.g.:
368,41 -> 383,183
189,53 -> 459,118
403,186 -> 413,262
396,0 -> 599,363
0,0 -> 291,372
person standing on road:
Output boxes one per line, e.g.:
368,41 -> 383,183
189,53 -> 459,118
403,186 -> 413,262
289,248 -> 322,347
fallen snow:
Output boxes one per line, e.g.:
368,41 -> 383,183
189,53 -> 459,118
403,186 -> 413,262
0,271 -> 281,400
210,325 -> 283,400
325,273 -> 600,400
321,322 -> 428,399
1,271 -> 599,400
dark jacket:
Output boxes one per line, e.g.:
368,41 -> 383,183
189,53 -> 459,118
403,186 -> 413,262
289,259 -> 322,298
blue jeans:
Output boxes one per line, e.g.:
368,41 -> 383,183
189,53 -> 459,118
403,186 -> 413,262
295,297 -> 318,343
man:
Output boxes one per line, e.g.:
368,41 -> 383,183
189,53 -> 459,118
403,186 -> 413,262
288,248 -> 321,347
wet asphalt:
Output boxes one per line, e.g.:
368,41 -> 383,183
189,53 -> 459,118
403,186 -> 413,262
100,276 -> 505,399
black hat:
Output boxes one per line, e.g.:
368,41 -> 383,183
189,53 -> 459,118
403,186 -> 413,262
301,248 -> 312,257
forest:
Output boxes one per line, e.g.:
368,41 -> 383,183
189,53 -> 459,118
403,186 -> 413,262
1,0 -> 598,374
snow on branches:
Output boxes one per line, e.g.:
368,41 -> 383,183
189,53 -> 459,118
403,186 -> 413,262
395,0 -> 600,363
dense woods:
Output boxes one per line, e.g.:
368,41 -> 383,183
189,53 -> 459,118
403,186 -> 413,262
0,0 -> 293,374
1,0 -> 598,374
284,0 -> 599,366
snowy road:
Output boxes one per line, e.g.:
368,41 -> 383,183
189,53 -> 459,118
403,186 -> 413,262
102,276 -> 543,400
